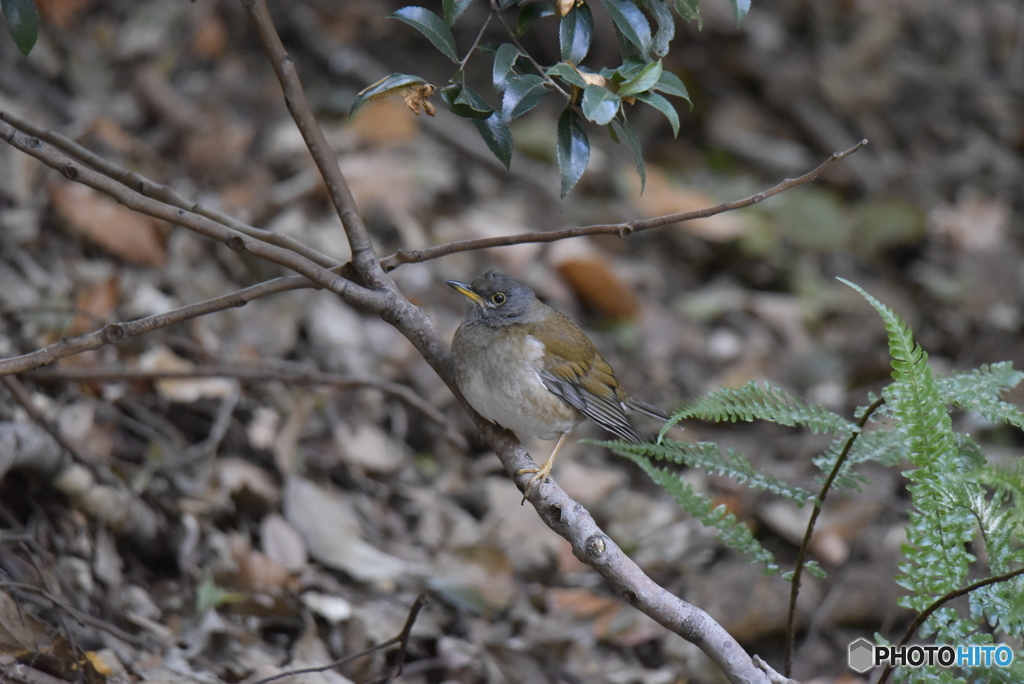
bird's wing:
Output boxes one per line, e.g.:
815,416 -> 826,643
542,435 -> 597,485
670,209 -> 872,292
526,314 -> 639,444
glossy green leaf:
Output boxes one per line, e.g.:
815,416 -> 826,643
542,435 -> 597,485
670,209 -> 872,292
653,69 -> 691,107
618,59 -> 662,96
547,62 -> 589,89
611,112 -> 645,191
389,7 -> 459,63
730,0 -> 751,26
633,91 -> 679,136
559,2 -> 593,64
350,73 -> 433,118
492,43 -> 521,91
673,0 -> 702,29
472,113 -> 513,169
581,84 -> 620,125
557,107 -> 590,198
517,1 -> 555,34
440,82 -> 495,119
642,0 -> 675,57
2,0 -> 39,56
501,74 -> 551,122
598,0 -> 651,57
442,0 -> 473,26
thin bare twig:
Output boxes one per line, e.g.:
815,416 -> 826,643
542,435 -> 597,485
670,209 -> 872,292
0,579 -> 147,648
0,110 -> 340,269
0,274 -> 312,376
240,0 -> 390,290
1,375 -> 100,467
0,118 -> 386,312
489,0 -> 571,101
784,395 -> 885,675
25,365 -> 466,447
0,381 -> 166,549
381,139 -> 869,271
457,13 -> 492,72
249,594 -> 428,684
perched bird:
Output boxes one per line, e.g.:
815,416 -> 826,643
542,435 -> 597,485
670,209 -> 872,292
448,271 -> 669,498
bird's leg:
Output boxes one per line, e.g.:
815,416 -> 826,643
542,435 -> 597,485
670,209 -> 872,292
516,431 -> 570,504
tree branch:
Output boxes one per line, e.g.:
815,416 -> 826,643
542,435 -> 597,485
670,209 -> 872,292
0,109 -> 340,270
0,119 -> 388,312
380,140 -> 868,271
248,594 -> 428,684
0,274 -> 312,376
0,1 -> 869,678
25,365 -> 465,447
239,0 -> 390,290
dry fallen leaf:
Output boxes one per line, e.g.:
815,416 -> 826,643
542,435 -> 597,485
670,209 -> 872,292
217,457 -> 281,509
348,99 -> 422,147
283,477 -> 411,584
136,346 -> 236,402
72,274 -> 120,335
556,256 -> 639,320
928,190 -> 1009,253
190,12 -> 227,60
260,513 -> 307,572
50,182 -> 168,267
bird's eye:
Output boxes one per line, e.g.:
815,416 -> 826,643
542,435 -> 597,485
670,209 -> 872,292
491,293 -> 506,305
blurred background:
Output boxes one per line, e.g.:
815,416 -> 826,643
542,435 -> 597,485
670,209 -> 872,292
0,1 -> 1022,682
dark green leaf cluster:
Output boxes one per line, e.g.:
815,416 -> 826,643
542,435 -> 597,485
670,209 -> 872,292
366,1 -> 732,196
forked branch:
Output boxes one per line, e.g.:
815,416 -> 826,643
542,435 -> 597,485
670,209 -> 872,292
0,2 -> 869,681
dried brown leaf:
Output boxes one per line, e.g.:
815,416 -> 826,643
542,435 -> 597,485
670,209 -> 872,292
50,182 -> 168,267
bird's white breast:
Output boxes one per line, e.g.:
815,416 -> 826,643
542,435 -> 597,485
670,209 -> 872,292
452,324 -> 579,440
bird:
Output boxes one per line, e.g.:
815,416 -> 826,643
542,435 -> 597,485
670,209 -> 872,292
447,270 -> 669,500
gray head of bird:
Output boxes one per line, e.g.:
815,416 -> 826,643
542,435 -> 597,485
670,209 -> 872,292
446,271 -> 538,327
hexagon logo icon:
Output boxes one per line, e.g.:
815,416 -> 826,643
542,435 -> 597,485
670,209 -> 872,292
849,638 -> 875,673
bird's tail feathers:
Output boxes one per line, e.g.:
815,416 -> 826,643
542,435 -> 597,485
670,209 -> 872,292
625,397 -> 671,422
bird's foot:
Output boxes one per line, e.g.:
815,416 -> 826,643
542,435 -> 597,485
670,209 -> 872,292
516,458 -> 554,505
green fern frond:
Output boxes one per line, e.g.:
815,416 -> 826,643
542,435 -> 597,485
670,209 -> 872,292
597,438 -> 814,505
661,380 -> 854,440
615,448 -> 781,574
979,460 -> 1024,529
813,426 -> 908,490
844,280 -> 980,638
840,280 -> 960,472
936,362 -> 1024,430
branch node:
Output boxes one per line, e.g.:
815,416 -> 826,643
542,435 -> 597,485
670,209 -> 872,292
585,534 -> 608,557
101,324 -> 125,343
226,235 -> 247,252
63,164 -> 79,180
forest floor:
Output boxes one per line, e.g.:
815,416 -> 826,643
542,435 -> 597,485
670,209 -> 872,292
1,1 -> 1022,683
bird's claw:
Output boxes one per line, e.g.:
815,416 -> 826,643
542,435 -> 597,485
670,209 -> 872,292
516,460 -> 553,505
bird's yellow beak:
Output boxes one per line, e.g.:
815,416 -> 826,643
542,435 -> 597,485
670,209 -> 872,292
446,280 -> 486,306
